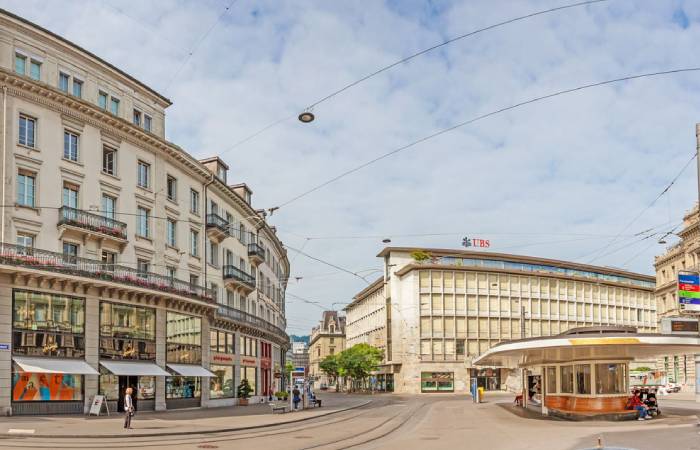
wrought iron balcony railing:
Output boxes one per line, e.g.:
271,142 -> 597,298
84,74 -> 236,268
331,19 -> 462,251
0,243 -> 214,303
222,265 -> 256,290
206,213 -> 229,234
215,303 -> 288,343
58,206 -> 127,240
247,242 -> 265,260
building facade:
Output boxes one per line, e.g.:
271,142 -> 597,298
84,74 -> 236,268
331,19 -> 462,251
0,10 -> 289,415
654,204 -> 700,389
346,248 -> 656,395
309,311 -> 345,388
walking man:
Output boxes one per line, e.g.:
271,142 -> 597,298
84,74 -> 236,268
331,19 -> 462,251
124,387 -> 134,429
292,386 -> 301,410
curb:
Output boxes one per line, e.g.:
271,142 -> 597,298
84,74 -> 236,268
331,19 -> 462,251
1,400 -> 373,439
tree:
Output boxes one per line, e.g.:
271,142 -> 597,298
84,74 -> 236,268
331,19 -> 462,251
319,354 -> 340,390
410,250 -> 432,263
237,378 -> 253,401
337,344 -> 383,391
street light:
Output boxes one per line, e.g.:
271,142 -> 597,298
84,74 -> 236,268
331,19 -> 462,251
298,111 -> 315,123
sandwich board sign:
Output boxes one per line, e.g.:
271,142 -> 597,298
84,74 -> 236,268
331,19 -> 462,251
89,394 -> 109,416
678,273 -> 700,313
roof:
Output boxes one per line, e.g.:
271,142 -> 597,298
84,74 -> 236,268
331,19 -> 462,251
199,156 -> 230,170
1,8 -> 172,106
473,333 -> 700,367
345,277 -> 384,311
377,247 -> 654,282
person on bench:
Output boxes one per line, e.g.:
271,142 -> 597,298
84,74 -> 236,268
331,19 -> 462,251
626,390 -> 651,421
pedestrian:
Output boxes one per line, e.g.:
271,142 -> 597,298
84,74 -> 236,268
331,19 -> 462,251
292,386 -> 301,410
124,387 -> 135,429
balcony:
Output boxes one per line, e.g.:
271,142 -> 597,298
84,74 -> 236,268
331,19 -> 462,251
248,242 -> 265,266
58,206 -> 127,248
222,265 -> 256,295
0,243 -> 214,303
205,213 -> 229,243
215,303 -> 288,345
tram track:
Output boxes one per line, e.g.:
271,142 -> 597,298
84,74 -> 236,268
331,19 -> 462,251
0,399 -> 411,449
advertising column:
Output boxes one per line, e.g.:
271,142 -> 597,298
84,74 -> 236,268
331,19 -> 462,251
678,273 -> 700,402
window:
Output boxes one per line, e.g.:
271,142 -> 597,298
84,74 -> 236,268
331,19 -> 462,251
167,175 -> 177,201
208,240 -> 218,266
137,161 -> 150,188
58,72 -> 69,92
98,91 -> 108,110
62,184 -> 79,208
190,229 -> 199,256
190,189 -> 199,214
560,366 -> 574,393
101,251 -> 116,271
63,131 -> 79,161
101,194 -> 116,219
110,97 -> 120,115
144,115 -> 152,132
102,146 -> 116,175
72,79 -> 83,98
29,60 -> 41,81
137,206 -> 150,237
596,363 -> 626,394
16,172 -> 36,207
190,274 -> 199,286
546,367 -> 557,393
99,301 -> 156,346
63,242 -> 79,258
16,233 -> 34,248
166,377 -> 201,399
240,367 -> 257,396
576,364 -> 591,395
166,219 -> 177,246
166,266 -> 177,281
137,259 -> 150,276
18,115 -> 36,148
217,166 -> 226,183
166,312 -> 202,364
133,109 -> 141,126
210,365 -> 234,399
14,53 -> 26,75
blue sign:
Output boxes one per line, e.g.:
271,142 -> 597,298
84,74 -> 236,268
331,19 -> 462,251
679,274 -> 700,312
0,344 -> 9,351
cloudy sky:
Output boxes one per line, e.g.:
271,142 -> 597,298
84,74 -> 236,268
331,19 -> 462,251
6,0 -> 700,334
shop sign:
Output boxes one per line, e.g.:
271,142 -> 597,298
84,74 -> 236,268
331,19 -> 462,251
679,273 -> 700,312
241,357 -> 257,367
261,358 -> 272,369
462,237 -> 490,248
211,353 -> 234,364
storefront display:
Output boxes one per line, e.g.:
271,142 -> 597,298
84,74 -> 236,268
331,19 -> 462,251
210,365 -> 234,399
100,302 -> 156,360
166,312 -> 201,364
239,366 -> 256,396
421,372 -> 454,392
12,373 -> 82,401
166,376 -> 201,399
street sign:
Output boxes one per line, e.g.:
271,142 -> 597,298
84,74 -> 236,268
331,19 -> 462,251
678,273 -> 700,313
0,344 -> 9,351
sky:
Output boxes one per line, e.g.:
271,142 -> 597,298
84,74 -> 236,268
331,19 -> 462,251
5,0 -> 700,335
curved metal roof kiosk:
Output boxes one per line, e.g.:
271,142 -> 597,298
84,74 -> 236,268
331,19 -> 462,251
473,326 -> 700,420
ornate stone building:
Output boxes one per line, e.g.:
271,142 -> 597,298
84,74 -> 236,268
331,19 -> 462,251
308,311 -> 345,389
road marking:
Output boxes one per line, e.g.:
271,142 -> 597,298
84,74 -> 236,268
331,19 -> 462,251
7,429 -> 35,434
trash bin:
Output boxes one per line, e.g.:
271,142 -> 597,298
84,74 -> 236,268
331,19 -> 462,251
477,387 -> 484,401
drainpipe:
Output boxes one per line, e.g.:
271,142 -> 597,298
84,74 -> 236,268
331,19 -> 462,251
203,174 -> 215,298
1,85 -> 7,246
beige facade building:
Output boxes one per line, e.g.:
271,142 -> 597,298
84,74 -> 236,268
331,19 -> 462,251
308,311 -> 345,388
347,247 -> 656,394
0,10 -> 289,415
654,204 -> 700,389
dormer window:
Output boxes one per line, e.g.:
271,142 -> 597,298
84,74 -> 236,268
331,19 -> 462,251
217,165 -> 226,183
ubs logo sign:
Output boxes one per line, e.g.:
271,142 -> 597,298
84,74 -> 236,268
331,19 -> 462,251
462,237 -> 490,248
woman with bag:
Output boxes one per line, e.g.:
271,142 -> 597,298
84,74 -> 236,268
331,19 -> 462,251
124,387 -> 135,429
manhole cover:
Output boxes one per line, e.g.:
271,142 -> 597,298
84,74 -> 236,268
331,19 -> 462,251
197,445 -> 219,449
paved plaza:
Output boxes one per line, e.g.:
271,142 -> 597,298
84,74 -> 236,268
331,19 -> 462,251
0,392 -> 699,449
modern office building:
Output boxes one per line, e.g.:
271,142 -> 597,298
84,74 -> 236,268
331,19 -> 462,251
654,203 -> 700,389
346,247 -> 657,394
0,10 -> 289,415
308,311 -> 345,388
291,341 -> 309,373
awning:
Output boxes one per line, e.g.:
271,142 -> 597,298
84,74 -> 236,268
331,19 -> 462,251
13,357 -> 99,375
167,364 -> 216,377
100,360 -> 170,376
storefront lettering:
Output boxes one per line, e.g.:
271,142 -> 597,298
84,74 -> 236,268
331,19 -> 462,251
241,357 -> 257,366
462,237 -> 490,248
211,353 -> 234,364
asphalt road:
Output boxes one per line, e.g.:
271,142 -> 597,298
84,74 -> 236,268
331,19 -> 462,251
1,393 -> 698,450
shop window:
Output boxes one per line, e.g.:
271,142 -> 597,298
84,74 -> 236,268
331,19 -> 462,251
560,366 -> 574,393
239,366 -> 257,396
575,364 -> 591,395
12,373 -> 83,402
166,376 -> 201,399
420,372 -> 453,392
166,312 -> 201,364
596,363 -> 626,394
210,365 -> 234,399
99,301 -> 156,359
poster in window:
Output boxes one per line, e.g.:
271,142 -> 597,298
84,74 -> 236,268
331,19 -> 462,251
12,372 -> 83,401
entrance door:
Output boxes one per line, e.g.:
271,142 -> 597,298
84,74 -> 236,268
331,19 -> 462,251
117,376 -> 139,412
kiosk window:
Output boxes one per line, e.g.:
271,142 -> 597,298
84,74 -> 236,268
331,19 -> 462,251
560,366 -> 573,393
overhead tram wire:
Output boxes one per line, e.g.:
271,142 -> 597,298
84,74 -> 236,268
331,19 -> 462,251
582,152 -> 698,264
272,67 -> 700,211
163,0 -> 238,92
285,244 -> 372,284
221,0 -> 608,153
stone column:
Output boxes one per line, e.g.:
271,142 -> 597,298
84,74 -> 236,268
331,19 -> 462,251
0,282 -> 12,416
83,293 -> 100,413
155,306 -> 166,411
200,314 -> 210,406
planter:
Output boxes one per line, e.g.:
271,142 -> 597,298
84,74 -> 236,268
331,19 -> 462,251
238,398 -> 249,406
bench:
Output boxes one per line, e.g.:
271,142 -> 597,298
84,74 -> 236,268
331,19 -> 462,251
310,398 -> 322,408
269,403 -> 288,414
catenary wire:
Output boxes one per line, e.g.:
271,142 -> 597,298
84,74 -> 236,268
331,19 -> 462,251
222,0 -> 608,153
274,68 -> 700,210
285,244 -> 371,284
